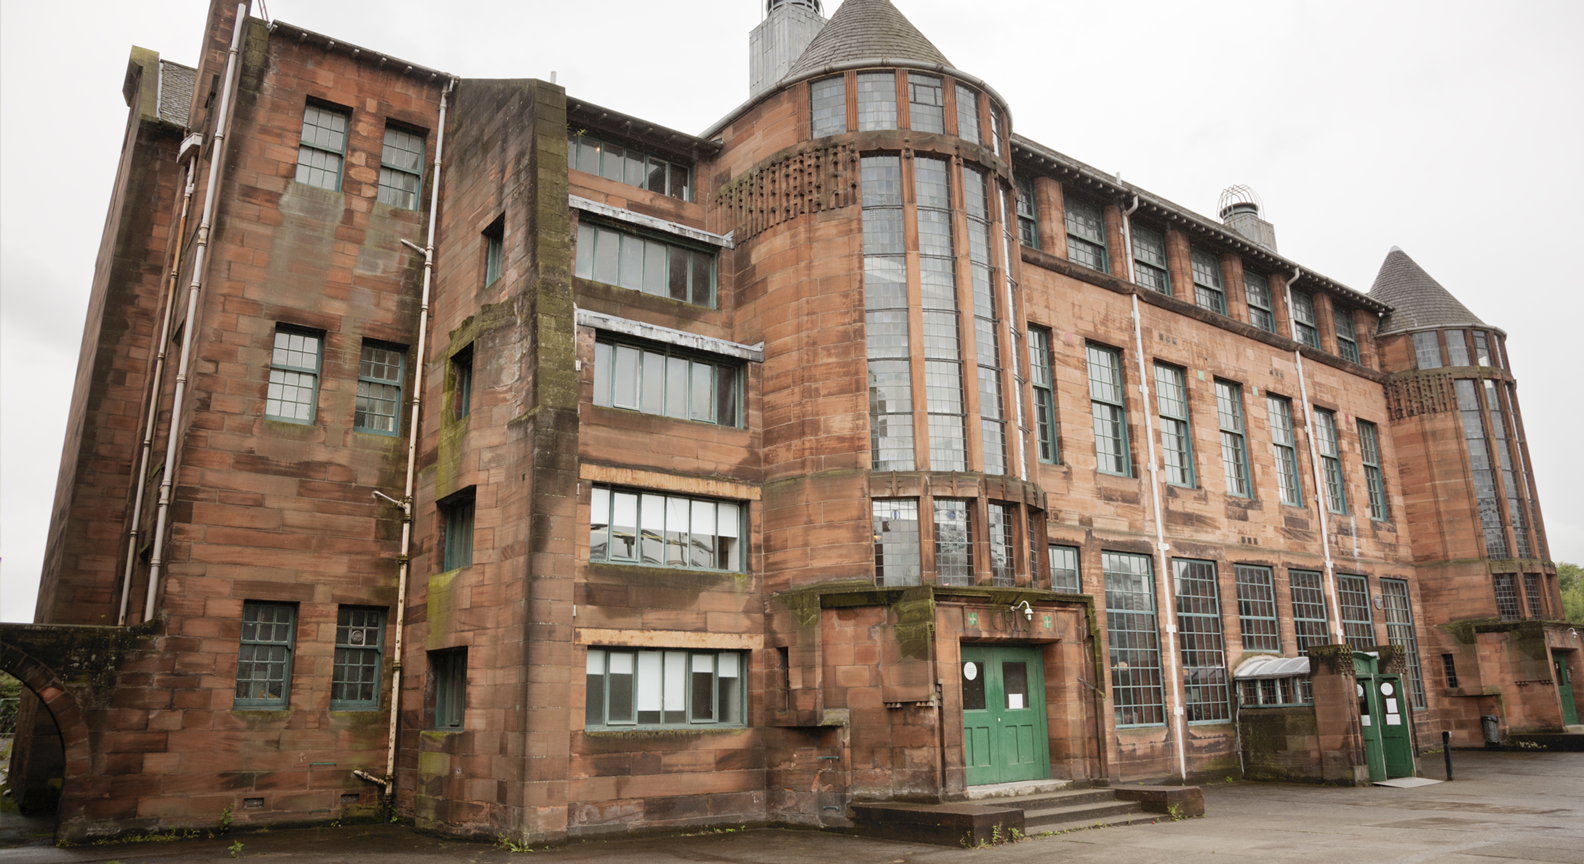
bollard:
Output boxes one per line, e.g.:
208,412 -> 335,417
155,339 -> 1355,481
1443,731 -> 1453,781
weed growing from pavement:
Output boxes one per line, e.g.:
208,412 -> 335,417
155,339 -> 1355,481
494,834 -> 534,853
228,840 -> 244,858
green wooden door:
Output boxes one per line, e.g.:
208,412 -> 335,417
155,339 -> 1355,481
961,645 -> 1050,786
1377,675 -> 1414,778
1556,653 -> 1579,726
1357,676 -> 1386,782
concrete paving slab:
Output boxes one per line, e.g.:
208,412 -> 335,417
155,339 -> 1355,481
0,751 -> 1576,864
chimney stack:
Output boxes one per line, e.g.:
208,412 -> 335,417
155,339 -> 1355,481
1217,185 -> 1278,252
749,0 -> 826,99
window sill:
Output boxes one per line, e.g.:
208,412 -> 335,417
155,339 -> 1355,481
582,726 -> 747,737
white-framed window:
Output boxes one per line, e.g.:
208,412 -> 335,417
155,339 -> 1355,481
592,338 -> 741,427
589,486 -> 744,572
585,648 -> 744,729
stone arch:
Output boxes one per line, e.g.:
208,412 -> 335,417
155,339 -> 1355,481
0,640 -> 88,829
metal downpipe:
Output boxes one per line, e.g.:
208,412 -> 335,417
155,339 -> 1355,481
1286,267 -> 1346,642
144,2 -> 250,622
1121,194 -> 1188,783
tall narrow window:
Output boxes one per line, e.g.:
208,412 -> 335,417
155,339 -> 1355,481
1029,327 -> 1059,464
1335,307 -> 1360,362
1291,291 -> 1320,348
990,106 -> 1005,156
1472,330 -> 1493,367
588,486 -> 742,572
452,346 -> 473,420
934,500 -> 973,586
861,156 -> 914,471
1267,396 -> 1303,507
1524,573 -> 1546,618
1493,574 -> 1520,621
441,490 -> 475,571
592,338 -> 741,427
856,71 -> 897,131
1064,196 -> 1108,272
295,103 -> 348,191
1235,565 -> 1279,652
235,601 -> 296,709
1049,545 -> 1080,593
1190,248 -> 1225,314
1215,380 -> 1251,497
1337,574 -> 1376,649
1381,578 -> 1426,709
987,503 -> 1014,587
1444,330 -> 1470,367
1244,271 -> 1275,332
1105,552 -> 1164,727
484,221 -> 503,287
964,167 -> 1005,475
266,327 -> 322,424
1015,176 -> 1039,249
1290,570 -> 1330,653
1086,345 -> 1130,475
1174,559 -> 1230,723
575,221 -> 716,307
872,499 -> 921,587
1314,409 -> 1348,514
1132,225 -> 1171,295
1154,364 -> 1194,487
918,158 -> 967,472
955,83 -> 981,144
1455,380 -> 1507,557
1414,331 -> 1443,369
1026,511 -> 1042,585
1441,655 -> 1459,689
1485,380 -> 1530,558
907,73 -> 944,133
1358,420 -> 1389,521
378,125 -> 425,209
810,75 -> 847,137
331,607 -> 384,711
355,342 -> 405,435
431,648 -> 466,730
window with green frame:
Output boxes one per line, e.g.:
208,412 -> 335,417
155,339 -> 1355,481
1244,270 -> 1275,332
567,131 -> 691,200
1048,544 -> 1080,592
440,489 -> 475,571
1086,344 -> 1130,476
585,648 -> 744,729
377,125 -> 425,209
1154,363 -> 1195,488
1190,248 -> 1225,314
355,341 -> 405,436
331,606 -> 384,711
295,103 -> 348,191
1336,573 -> 1376,650
1132,225 -> 1171,296
1029,326 -> 1059,463
1335,306 -> 1360,363
1292,291 -> 1320,348
430,648 -> 466,730
1381,578 -> 1426,709
1358,419 -> 1389,520
1214,380 -> 1251,498
1289,570 -> 1330,654
266,326 -> 322,424
1015,176 -> 1039,249
235,601 -> 296,709
592,338 -> 740,427
1104,552 -> 1164,727
1267,395 -> 1304,507
575,219 -> 716,307
483,219 -> 503,287
451,345 -> 473,421
1314,408 -> 1348,514
1234,565 -> 1279,652
589,486 -> 743,572
1064,196 -> 1108,272
1174,558 -> 1230,723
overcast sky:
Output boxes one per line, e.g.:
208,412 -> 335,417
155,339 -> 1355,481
2,0 -> 1581,621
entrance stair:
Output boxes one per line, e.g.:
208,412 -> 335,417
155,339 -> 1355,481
966,780 -> 1160,834
850,781 -> 1203,846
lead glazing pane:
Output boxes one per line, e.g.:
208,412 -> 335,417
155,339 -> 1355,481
856,71 -> 897,131
1105,552 -> 1164,726
955,83 -> 980,143
934,500 -> 973,586
1381,579 -> 1426,709
1173,559 -> 1230,722
1235,565 -> 1279,652
811,76 -> 847,137
908,73 -> 944,133
873,499 -> 921,586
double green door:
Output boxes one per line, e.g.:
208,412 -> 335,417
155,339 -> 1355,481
1556,653 -> 1579,726
961,645 -> 1050,786
1357,673 -> 1413,781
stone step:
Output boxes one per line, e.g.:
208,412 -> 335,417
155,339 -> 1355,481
1027,812 -> 1165,835
993,788 -> 1120,809
1023,799 -> 1147,831
964,779 -> 1074,800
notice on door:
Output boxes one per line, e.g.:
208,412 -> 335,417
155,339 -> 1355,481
1008,693 -> 1024,710
1386,714 -> 1401,725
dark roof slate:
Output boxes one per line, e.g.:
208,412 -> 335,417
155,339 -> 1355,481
1368,247 -> 1486,335
157,60 -> 195,127
785,0 -> 950,78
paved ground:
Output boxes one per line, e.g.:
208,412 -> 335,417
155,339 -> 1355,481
2,750 -> 1580,863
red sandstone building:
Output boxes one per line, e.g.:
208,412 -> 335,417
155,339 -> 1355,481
5,0 -> 1578,845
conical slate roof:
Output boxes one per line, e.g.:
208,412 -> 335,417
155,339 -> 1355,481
1368,247 -> 1487,335
785,0 -> 951,78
